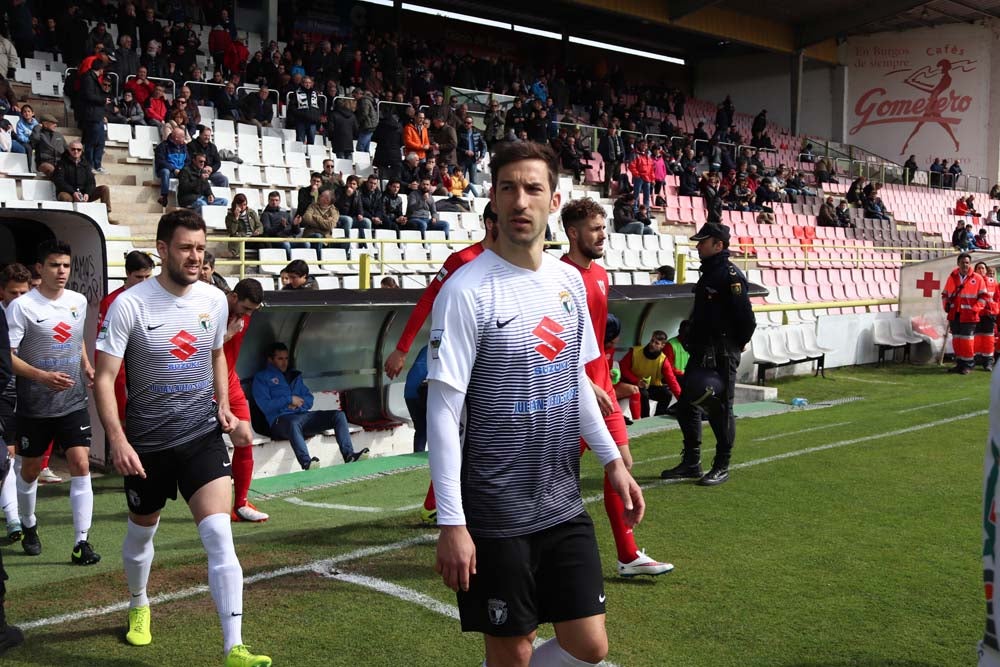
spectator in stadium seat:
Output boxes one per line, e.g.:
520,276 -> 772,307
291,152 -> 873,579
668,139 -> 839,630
975,229 -> 992,250
53,140 -> 113,218
372,112 -> 403,181
620,330 -> 682,419
991,184 -> 1000,200
319,159 -> 343,192
380,276 -> 399,289
85,22 -> 114,58
29,113 -> 64,176
75,57 -> 109,173
327,98 -> 357,160
836,200 -> 854,228
36,17 -> 60,58
224,193 -> 262,256
380,179 -> 408,231
144,84 -> 168,131
953,219 -> 970,250
124,65 -> 155,106
252,342 -> 365,469
629,139 -> 654,214
110,35 -> 139,80
966,195 -> 980,217
301,189 -> 339,251
260,190 -> 302,255
140,39 -> 167,79
483,99 -> 505,150
153,126 -> 188,207
429,115 -> 458,167
178,153 -> 227,215
161,108 -> 190,143
137,7 -> 163,53
198,251 -> 230,293
456,116 -> 486,185
335,175 -> 373,245
359,174 -> 392,232
653,266 -> 675,285
862,191 -> 890,222
956,196 -> 971,217
289,76 -> 321,146
559,135 -> 589,185
213,81 -> 241,122
987,206 -> 1000,226
613,193 -> 654,236
0,31 -> 16,80
279,260 -> 317,291
240,86 -> 273,128
208,23 -> 231,70
400,152 -> 421,193
678,162 -> 700,197
223,37 -> 249,79
403,112 -> 430,161
949,160 -> 963,189
0,119 -> 25,156
814,156 -> 836,184
405,178 -> 449,238
353,87 -> 378,153
187,126 -> 229,189
729,172 -> 757,212
294,172 -> 330,222
117,90 -> 145,126
818,196 -> 838,227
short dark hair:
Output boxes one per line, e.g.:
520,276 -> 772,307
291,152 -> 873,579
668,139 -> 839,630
283,259 -> 309,278
203,251 -> 216,268
267,341 -> 288,357
346,175 -> 359,186
490,141 -> 558,193
124,250 -> 155,273
561,197 -> 605,231
233,278 -> 264,304
310,172 -> 323,180
958,252 -> 972,263
156,209 -> 206,244
650,330 -> 668,342
267,190 -> 281,199
483,201 -> 497,225
387,178 -> 401,188
656,265 -> 675,282
37,239 -> 72,264
0,262 -> 30,286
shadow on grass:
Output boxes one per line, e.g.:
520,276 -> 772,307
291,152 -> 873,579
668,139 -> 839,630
3,626 -> 158,666
780,661 -> 941,667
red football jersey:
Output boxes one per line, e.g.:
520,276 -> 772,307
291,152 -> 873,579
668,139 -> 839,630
223,313 -> 251,380
561,255 -> 615,398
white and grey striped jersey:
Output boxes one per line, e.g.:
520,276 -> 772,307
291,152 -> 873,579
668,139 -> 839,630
97,278 -> 226,453
428,250 -> 600,539
6,289 -> 88,419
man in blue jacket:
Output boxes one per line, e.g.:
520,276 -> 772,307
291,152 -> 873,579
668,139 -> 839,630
252,342 -> 366,469
153,127 -> 189,207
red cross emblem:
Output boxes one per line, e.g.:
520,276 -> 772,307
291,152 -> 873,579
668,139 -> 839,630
915,272 -> 940,298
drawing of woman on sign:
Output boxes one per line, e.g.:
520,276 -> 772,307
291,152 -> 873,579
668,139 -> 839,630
901,59 -> 960,154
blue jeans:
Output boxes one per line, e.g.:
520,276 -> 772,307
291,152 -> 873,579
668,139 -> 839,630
158,168 -> 178,195
192,196 -> 227,214
338,215 -> 373,243
270,410 -> 355,467
619,221 -> 655,236
295,122 -> 316,145
355,131 -> 373,153
83,120 -> 105,169
6,140 -> 25,154
405,216 -> 450,239
209,170 -> 229,188
632,176 -> 651,212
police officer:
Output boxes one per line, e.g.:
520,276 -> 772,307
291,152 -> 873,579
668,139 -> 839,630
661,222 -> 756,486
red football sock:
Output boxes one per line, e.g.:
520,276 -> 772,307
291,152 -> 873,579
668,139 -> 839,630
423,481 -> 436,511
232,446 -> 254,509
604,473 -> 638,563
629,393 -> 642,421
40,442 -> 53,471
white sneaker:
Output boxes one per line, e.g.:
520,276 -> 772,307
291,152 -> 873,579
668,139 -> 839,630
617,549 -> 674,578
233,503 -> 269,523
38,468 -> 63,484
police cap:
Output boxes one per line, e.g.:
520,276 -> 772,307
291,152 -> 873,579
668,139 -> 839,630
689,222 -> 730,243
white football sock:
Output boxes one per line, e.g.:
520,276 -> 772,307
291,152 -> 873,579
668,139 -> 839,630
198,512 -> 244,654
122,518 -> 158,608
529,637 -> 602,667
69,474 -> 93,544
0,457 -> 18,525
16,470 -> 37,529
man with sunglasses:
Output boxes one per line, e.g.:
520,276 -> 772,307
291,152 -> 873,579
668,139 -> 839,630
187,126 -> 229,189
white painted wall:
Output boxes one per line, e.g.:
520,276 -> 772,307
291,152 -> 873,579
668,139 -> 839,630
693,54 -> 838,139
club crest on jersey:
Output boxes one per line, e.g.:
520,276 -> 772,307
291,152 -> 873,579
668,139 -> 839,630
69,306 -> 80,320
597,279 -> 606,295
559,290 -> 574,314
429,329 -> 444,360
487,598 -> 508,626
97,320 -> 109,341
198,313 -> 212,331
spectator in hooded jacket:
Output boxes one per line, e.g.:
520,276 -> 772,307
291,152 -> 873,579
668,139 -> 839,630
53,140 -> 113,218
327,98 -> 357,159
153,126 -> 189,207
144,85 -> 169,130
373,112 -> 403,181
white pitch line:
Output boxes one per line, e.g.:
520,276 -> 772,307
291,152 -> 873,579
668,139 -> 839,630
283,497 -> 424,513
328,571 -> 620,667
20,534 -> 438,631
834,375 -> 903,385
751,421 -> 853,442
898,397 -> 971,414
22,410 -> 989,633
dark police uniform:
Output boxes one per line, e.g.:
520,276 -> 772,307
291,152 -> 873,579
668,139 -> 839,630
662,223 -> 756,486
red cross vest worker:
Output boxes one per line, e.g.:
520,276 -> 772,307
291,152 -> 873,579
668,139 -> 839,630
975,261 -> 998,372
942,252 -> 988,374
619,331 -> 682,419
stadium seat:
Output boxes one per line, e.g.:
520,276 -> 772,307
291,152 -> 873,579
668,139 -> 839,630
107,123 -> 132,143
0,178 -> 16,200
21,179 -> 56,200
873,318 -> 910,365
257,249 -> 287,275
750,329 -> 791,384
0,153 -> 33,176
202,206 -> 227,231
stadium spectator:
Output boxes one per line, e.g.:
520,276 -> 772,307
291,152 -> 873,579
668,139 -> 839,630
140,39 -> 166,79
678,161 -> 700,196
929,158 -> 945,188
301,189 -> 339,250
327,98 -> 357,160
260,191 -> 302,254
952,220 -> 970,250
76,58 -> 109,173
598,125 -> 625,198
187,126 -> 229,189
405,178 -> 449,238
942,252 -> 987,374
199,251 -> 230,293
35,17 -> 60,57
613,193 -> 652,236
948,159 -> 963,189
29,113 -> 64,176
53,140 -> 114,219
372,112 -> 403,181
665,320 -> 689,379
173,90 -> 201,135
280,259 -> 317,291
177,152 -> 227,215
559,135 -> 589,184
359,174 -> 390,232
653,266 -> 675,285
214,81 -> 241,121
161,108 -> 190,143
153,127 -> 189,207
456,116 -> 486,185
137,7 -> 163,53
991,184 -> 1000,200
294,172 -> 329,222
403,111 -> 430,160
448,165 -> 477,198
379,179 -> 408,230
208,23 -> 231,69
975,229 -> 993,251
0,119 -> 25,156
956,196 -> 972,216
334,175 -> 372,244
85,21 -> 114,56
0,32 -> 16,80
420,155 -> 451,196
225,193 -> 262,256
380,276 -> 399,289
110,34 -> 139,79
116,90 -> 146,126
240,86 -> 273,128
289,76 -> 321,145
903,155 -> 918,184
124,65 -> 155,105
14,104 -> 36,155
252,342 -> 366,470
988,206 -> 1000,226
429,115 -> 457,167
144,85 -> 169,131
400,152 -> 422,192
629,139 -> 654,213
818,196 -> 838,227
223,36 -> 249,78
836,200 -> 854,228
482,99 -> 505,149
814,156 -> 836,183
354,87 -> 378,153
619,330 -> 682,419
862,190 -> 890,222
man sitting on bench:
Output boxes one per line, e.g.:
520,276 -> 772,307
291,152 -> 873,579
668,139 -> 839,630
251,342 -> 368,469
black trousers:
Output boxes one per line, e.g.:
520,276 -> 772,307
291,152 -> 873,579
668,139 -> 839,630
639,385 -> 674,418
677,346 -> 740,465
